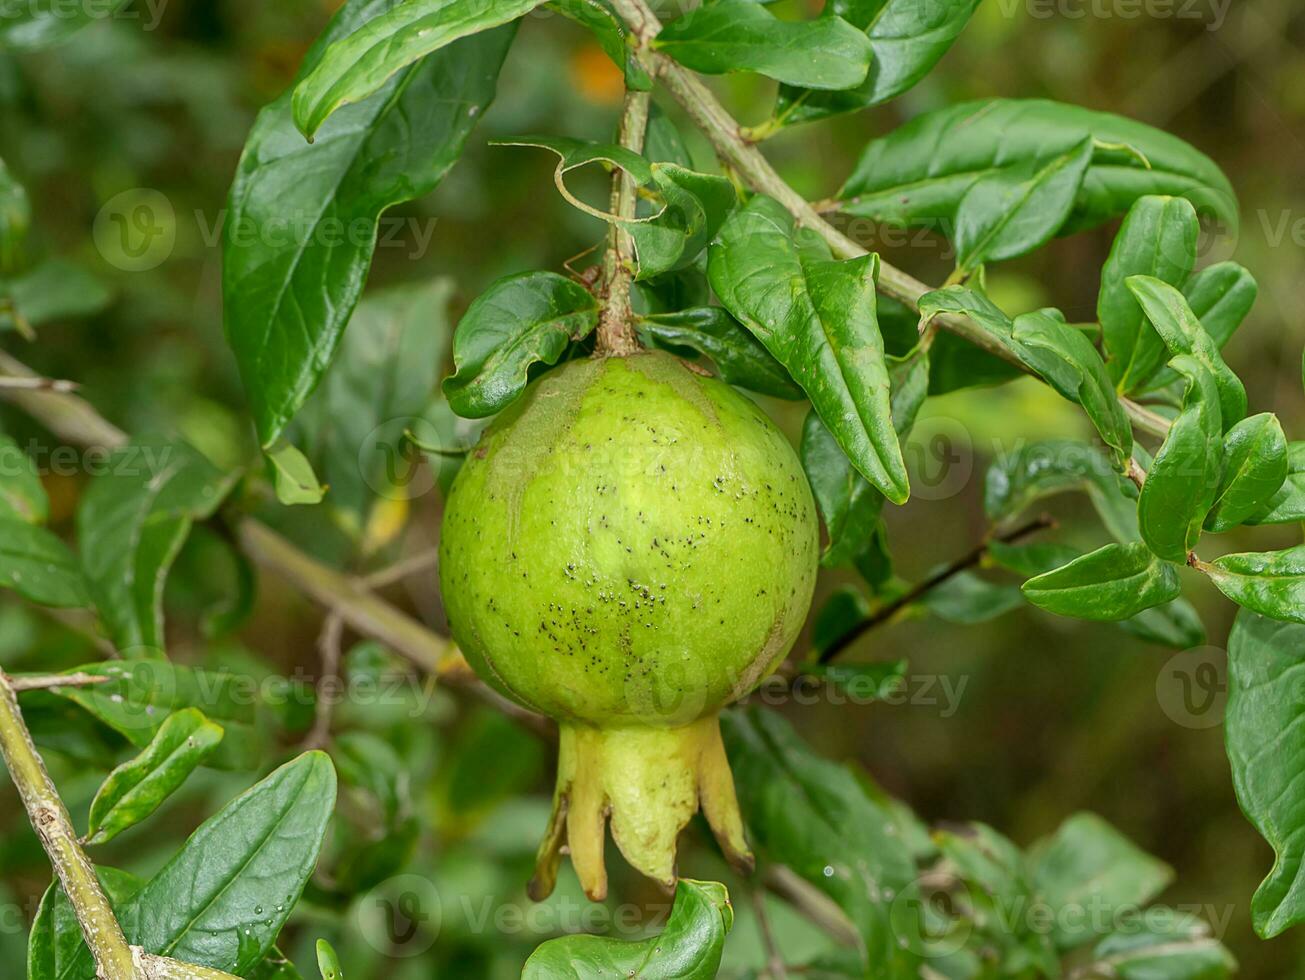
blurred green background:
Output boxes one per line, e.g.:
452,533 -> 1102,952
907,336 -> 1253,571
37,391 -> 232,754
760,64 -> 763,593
1,0 -> 1303,976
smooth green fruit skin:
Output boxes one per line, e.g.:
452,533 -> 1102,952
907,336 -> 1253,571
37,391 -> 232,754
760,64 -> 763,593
440,351 -> 818,729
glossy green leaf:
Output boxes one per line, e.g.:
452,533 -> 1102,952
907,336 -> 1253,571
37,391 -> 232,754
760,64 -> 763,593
266,441 -> 326,506
0,0 -> 129,50
293,0 -> 540,137
1225,610 -> 1305,937
722,707 -> 919,976
0,157 -> 29,268
773,0 -> 983,124
0,519 -> 90,608
1127,275 -> 1247,428
546,0 -> 651,90
628,164 -> 736,280
1012,309 -> 1133,469
1184,261 -> 1258,348
984,439 -> 1139,541
653,1 -> 873,90
75,437 -> 239,654
1137,357 -> 1222,561
1097,196 -> 1200,391
51,660 -> 267,771
0,433 -> 45,524
925,572 -> 1024,624
1088,907 -> 1235,979
635,307 -> 801,399
839,100 -> 1237,237
85,708 -> 224,845
316,940 -> 342,980
954,137 -> 1093,271
443,271 -> 600,418
224,0 -> 512,447
710,195 -> 908,503
1206,544 -> 1305,624
297,279 -> 455,526
1205,413 -> 1288,532
1022,542 -> 1180,622
1029,812 -> 1173,951
27,868 -> 142,980
800,346 -> 928,565
1249,442 -> 1305,525
522,879 -> 732,979
35,754 -> 334,978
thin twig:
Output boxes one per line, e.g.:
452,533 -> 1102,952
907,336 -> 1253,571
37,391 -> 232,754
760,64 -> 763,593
362,549 -> 441,590
602,0 -> 1172,441
1126,458 -> 1147,490
9,672 -> 110,692
0,670 -> 137,979
0,375 -> 79,392
303,612 -> 344,751
818,515 -> 1057,665
595,88 -> 652,357
752,887 -> 790,980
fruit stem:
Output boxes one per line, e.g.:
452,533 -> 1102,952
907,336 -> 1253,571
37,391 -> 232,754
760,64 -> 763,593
595,88 -> 651,357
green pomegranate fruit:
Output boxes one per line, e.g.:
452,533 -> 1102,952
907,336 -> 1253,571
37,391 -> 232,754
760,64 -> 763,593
439,350 -> 818,900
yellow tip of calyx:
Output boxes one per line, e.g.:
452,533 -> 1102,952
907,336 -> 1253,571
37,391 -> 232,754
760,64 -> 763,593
527,715 -> 753,901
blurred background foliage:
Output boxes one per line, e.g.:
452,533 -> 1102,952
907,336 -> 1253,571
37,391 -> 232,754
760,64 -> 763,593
0,0 -> 1303,975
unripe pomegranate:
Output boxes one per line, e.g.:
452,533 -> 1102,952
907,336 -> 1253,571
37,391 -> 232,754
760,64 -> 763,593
440,350 -> 818,900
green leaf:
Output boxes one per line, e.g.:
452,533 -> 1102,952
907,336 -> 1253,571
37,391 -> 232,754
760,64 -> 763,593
984,439 -> 1139,541
1137,357 -> 1222,562
547,0 -> 651,90
628,164 -> 736,280
1119,597 -> 1206,649
0,519 -> 90,608
1249,441 -> 1305,525
124,753 -> 336,974
1225,610 -> 1305,937
635,307 -> 802,399
522,879 -> 733,979
292,0 -> 541,138
35,754 -> 334,979
0,433 -> 46,524
1022,542 -> 1180,622
839,99 -> 1237,237
443,271 -> 600,418
1205,413 -> 1288,532
953,137 -> 1093,271
924,572 -> 1024,624
224,0 -> 512,447
266,441 -> 326,506
807,661 -> 908,703
297,279 -> 455,526
1012,309 -> 1133,469
316,939 -> 342,980
75,437 -> 239,654
710,196 -> 908,503
494,135 -> 654,207
1126,275 -> 1247,428
0,0 -> 129,50
85,708 -> 224,845
773,0 -> 983,124
50,660 -> 267,771
1206,544 -> 1305,625
0,259 -> 112,334
811,586 -> 871,654
27,868 -> 142,980
1183,261 -> 1258,349
0,157 -> 29,268
653,1 -> 873,90
1088,907 -> 1235,979
800,346 -> 928,565
722,707 -> 919,975
1097,196 -> 1200,391
1029,812 -> 1173,951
